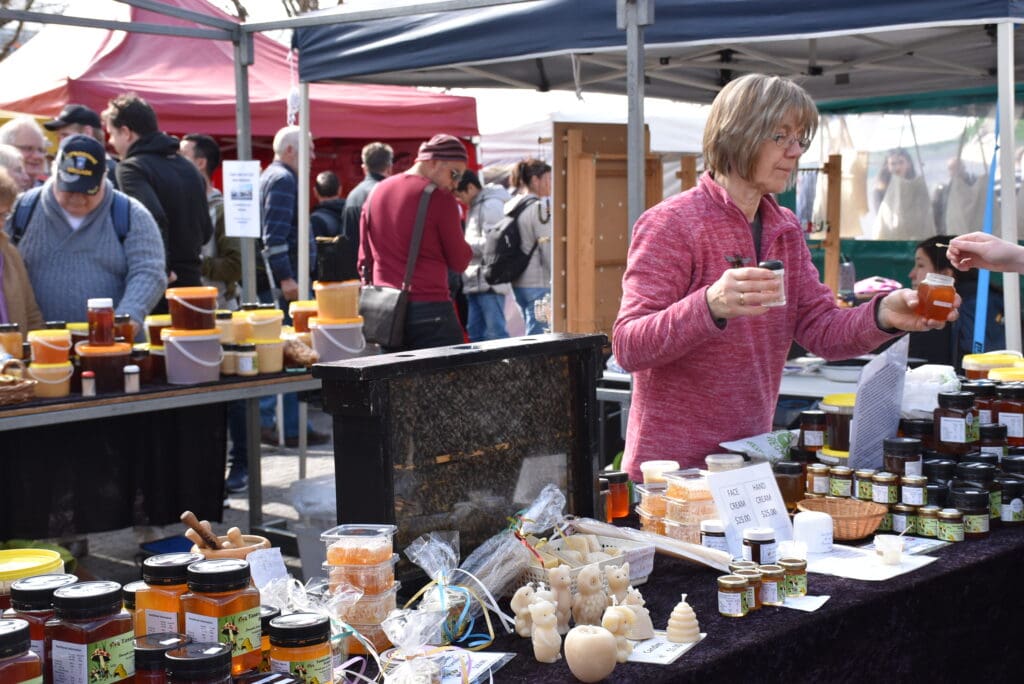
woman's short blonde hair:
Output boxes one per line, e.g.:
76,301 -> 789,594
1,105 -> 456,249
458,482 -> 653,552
0,168 -> 18,207
702,74 -> 818,187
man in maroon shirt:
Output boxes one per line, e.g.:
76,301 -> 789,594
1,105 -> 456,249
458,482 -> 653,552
358,134 -> 473,351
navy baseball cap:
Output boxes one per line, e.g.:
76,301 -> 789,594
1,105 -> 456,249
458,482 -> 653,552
56,134 -> 106,195
44,104 -> 102,131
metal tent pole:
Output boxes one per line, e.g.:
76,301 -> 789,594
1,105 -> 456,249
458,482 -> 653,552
998,22 -> 1021,352
618,0 -> 653,241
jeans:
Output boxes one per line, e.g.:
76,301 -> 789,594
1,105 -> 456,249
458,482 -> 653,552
382,300 -> 464,352
226,399 -> 247,471
258,288 -> 307,438
466,292 -> 509,341
514,286 -> 549,336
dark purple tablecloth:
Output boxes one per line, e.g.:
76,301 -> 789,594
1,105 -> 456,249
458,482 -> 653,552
487,524 -> 1022,682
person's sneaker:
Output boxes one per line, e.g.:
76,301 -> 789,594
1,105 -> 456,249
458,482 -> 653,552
226,465 -> 248,493
260,427 -> 279,446
284,429 -> 331,448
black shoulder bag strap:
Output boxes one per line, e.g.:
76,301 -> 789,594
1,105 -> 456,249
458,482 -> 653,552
361,182 -> 437,289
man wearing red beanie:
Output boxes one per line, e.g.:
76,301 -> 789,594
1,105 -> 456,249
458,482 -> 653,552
357,134 -> 473,351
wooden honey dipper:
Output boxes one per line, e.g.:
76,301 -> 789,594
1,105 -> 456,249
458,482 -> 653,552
181,510 -> 221,550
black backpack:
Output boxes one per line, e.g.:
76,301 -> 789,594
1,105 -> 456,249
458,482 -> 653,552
481,196 -> 539,286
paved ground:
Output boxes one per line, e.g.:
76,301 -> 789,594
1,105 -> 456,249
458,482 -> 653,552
76,406 -> 337,585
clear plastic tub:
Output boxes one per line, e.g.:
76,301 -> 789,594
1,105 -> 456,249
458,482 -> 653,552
636,506 -> 664,536
662,519 -> 701,543
322,524 -> 397,565
343,583 -> 400,625
310,317 -> 366,363
347,622 -> 391,655
663,469 -> 712,501
664,497 -> 719,524
635,483 -> 667,517
313,280 -> 360,320
253,338 -> 284,374
324,554 -> 398,594
27,361 -> 74,398
247,309 -> 284,340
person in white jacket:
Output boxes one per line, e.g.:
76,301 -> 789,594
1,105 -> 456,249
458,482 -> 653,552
456,169 -> 511,340
506,158 -> 552,335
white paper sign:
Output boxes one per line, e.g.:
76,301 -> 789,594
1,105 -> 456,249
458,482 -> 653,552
247,547 -> 288,589
708,462 -> 793,558
627,632 -> 705,665
222,160 -> 262,238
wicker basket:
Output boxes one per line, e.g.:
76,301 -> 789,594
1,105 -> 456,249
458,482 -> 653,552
797,497 -> 887,540
518,535 -> 655,594
0,378 -> 37,406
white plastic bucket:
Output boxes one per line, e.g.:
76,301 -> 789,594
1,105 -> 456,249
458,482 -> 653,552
27,362 -> 74,398
310,319 -> 366,363
164,331 -> 223,385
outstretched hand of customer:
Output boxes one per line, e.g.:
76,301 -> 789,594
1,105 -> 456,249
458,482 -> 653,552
877,288 -> 960,332
947,232 -> 1024,273
706,266 -> 780,320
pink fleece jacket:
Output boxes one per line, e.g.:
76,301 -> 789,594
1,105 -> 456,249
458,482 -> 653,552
613,173 -> 900,479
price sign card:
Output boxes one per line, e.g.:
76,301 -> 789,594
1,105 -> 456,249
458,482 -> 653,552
708,462 -> 793,558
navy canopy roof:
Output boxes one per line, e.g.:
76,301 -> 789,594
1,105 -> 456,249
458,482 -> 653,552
294,0 -> 1024,105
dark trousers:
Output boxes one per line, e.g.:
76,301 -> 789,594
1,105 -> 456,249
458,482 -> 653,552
382,300 -> 464,353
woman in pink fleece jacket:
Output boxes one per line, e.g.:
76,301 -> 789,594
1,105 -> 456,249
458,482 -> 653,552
613,74 -> 960,479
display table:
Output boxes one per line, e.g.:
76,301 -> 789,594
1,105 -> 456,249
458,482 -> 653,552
487,524 -> 1021,681
0,372 -> 320,538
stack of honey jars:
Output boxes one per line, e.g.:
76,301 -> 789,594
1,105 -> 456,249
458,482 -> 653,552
321,524 -> 399,654
162,287 -> 224,385
658,470 -> 719,543
76,297 -> 132,393
25,327 -> 73,397
310,281 -> 365,363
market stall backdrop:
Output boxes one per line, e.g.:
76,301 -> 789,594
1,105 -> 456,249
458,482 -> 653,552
0,0 -> 479,193
292,0 -> 1024,348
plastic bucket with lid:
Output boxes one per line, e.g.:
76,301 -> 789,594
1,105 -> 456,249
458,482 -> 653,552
26,329 -> 71,364
232,310 -> 253,344
163,328 -> 223,385
313,280 -> 360,320
166,286 -> 218,330
27,361 -> 74,398
310,316 -> 366,363
144,314 -> 172,346
289,300 -> 318,333
0,549 -> 64,610
247,309 -> 284,341
962,351 -> 1022,379
78,342 -> 132,393
253,338 -> 285,374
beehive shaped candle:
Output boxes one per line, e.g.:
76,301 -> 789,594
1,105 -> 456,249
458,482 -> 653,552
666,594 -> 700,643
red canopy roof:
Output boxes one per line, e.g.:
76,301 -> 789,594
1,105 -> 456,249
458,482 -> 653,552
0,0 -> 478,140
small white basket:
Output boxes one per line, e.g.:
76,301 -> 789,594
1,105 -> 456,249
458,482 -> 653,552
518,535 -> 655,594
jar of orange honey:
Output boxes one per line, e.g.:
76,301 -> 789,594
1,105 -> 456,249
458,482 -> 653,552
915,273 -> 956,320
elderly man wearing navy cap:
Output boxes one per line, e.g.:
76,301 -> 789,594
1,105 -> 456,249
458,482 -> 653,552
357,133 -> 473,351
7,134 -> 166,335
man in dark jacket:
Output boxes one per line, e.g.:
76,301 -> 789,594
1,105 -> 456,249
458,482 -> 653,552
102,94 -> 212,292
339,141 -> 392,247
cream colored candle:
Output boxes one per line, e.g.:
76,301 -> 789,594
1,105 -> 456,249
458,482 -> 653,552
563,625 -> 617,682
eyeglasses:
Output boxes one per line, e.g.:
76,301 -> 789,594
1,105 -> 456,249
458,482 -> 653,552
449,168 -> 463,183
14,144 -> 48,156
768,133 -> 811,153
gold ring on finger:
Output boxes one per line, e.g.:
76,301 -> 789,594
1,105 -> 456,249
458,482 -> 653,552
739,291 -> 745,306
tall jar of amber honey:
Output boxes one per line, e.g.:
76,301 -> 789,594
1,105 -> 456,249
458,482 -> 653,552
47,581 -> 134,683
180,559 -> 260,676
136,552 -> 204,636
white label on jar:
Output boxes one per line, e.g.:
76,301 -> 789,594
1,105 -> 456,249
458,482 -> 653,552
902,486 -> 925,506
741,543 -> 753,562
872,483 -> 890,504
30,637 -> 43,659
237,355 -> 255,374
184,612 -> 218,643
718,590 -> 743,616
145,607 -> 179,634
803,429 -> 824,447
939,416 -> 967,443
999,411 -> 1024,438
702,534 -> 730,553
904,458 -> 922,477
979,409 -> 992,424
812,474 -> 829,494
761,580 -> 779,605
760,541 -> 778,564
893,514 -> 910,533
979,445 -> 1004,459
1003,497 -> 1024,522
51,640 -> 87,683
